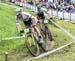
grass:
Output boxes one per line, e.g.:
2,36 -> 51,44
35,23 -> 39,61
54,18 -> 75,36
0,3 -> 18,38
0,3 -> 27,61
0,2 -> 75,61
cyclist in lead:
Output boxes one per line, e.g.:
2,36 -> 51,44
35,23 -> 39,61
15,8 -> 44,43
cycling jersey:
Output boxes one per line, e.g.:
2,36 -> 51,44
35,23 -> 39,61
16,12 -> 32,27
23,17 -> 32,27
16,12 -> 31,22
37,11 -> 45,20
16,12 -> 37,27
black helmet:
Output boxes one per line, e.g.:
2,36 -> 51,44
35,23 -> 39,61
37,5 -> 41,10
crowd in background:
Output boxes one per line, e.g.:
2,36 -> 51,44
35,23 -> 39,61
9,0 -> 75,13
26,0 -> 75,13
37,1 -> 75,13
47,2 -> 75,13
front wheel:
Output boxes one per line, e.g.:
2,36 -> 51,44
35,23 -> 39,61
25,33 -> 40,57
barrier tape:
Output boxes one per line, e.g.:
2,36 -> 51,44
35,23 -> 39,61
49,20 -> 75,40
0,35 -> 25,41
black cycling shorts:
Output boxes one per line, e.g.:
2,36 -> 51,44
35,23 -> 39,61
23,18 -> 32,27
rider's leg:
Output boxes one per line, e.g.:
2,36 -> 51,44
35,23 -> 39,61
34,26 -> 44,43
34,26 -> 41,36
38,19 -> 43,31
40,21 -> 43,31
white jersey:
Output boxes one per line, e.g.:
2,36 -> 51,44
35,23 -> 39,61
16,12 -> 31,23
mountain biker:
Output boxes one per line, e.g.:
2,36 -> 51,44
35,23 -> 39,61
15,8 -> 44,43
15,8 -> 31,35
37,5 -> 45,20
36,5 -> 45,30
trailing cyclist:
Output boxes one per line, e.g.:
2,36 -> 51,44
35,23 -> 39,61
36,5 -> 45,31
15,8 -> 44,43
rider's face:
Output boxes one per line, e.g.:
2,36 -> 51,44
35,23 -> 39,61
17,13 -> 22,19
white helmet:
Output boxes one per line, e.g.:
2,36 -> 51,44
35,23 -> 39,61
15,8 -> 21,15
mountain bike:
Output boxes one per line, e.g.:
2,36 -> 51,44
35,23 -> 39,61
37,19 -> 53,52
25,26 -> 40,57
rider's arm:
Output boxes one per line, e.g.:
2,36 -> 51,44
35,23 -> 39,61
15,16 -> 22,32
34,15 -> 38,23
16,16 -> 19,23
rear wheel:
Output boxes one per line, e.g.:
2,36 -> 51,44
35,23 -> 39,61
40,26 -> 53,52
25,33 -> 40,56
